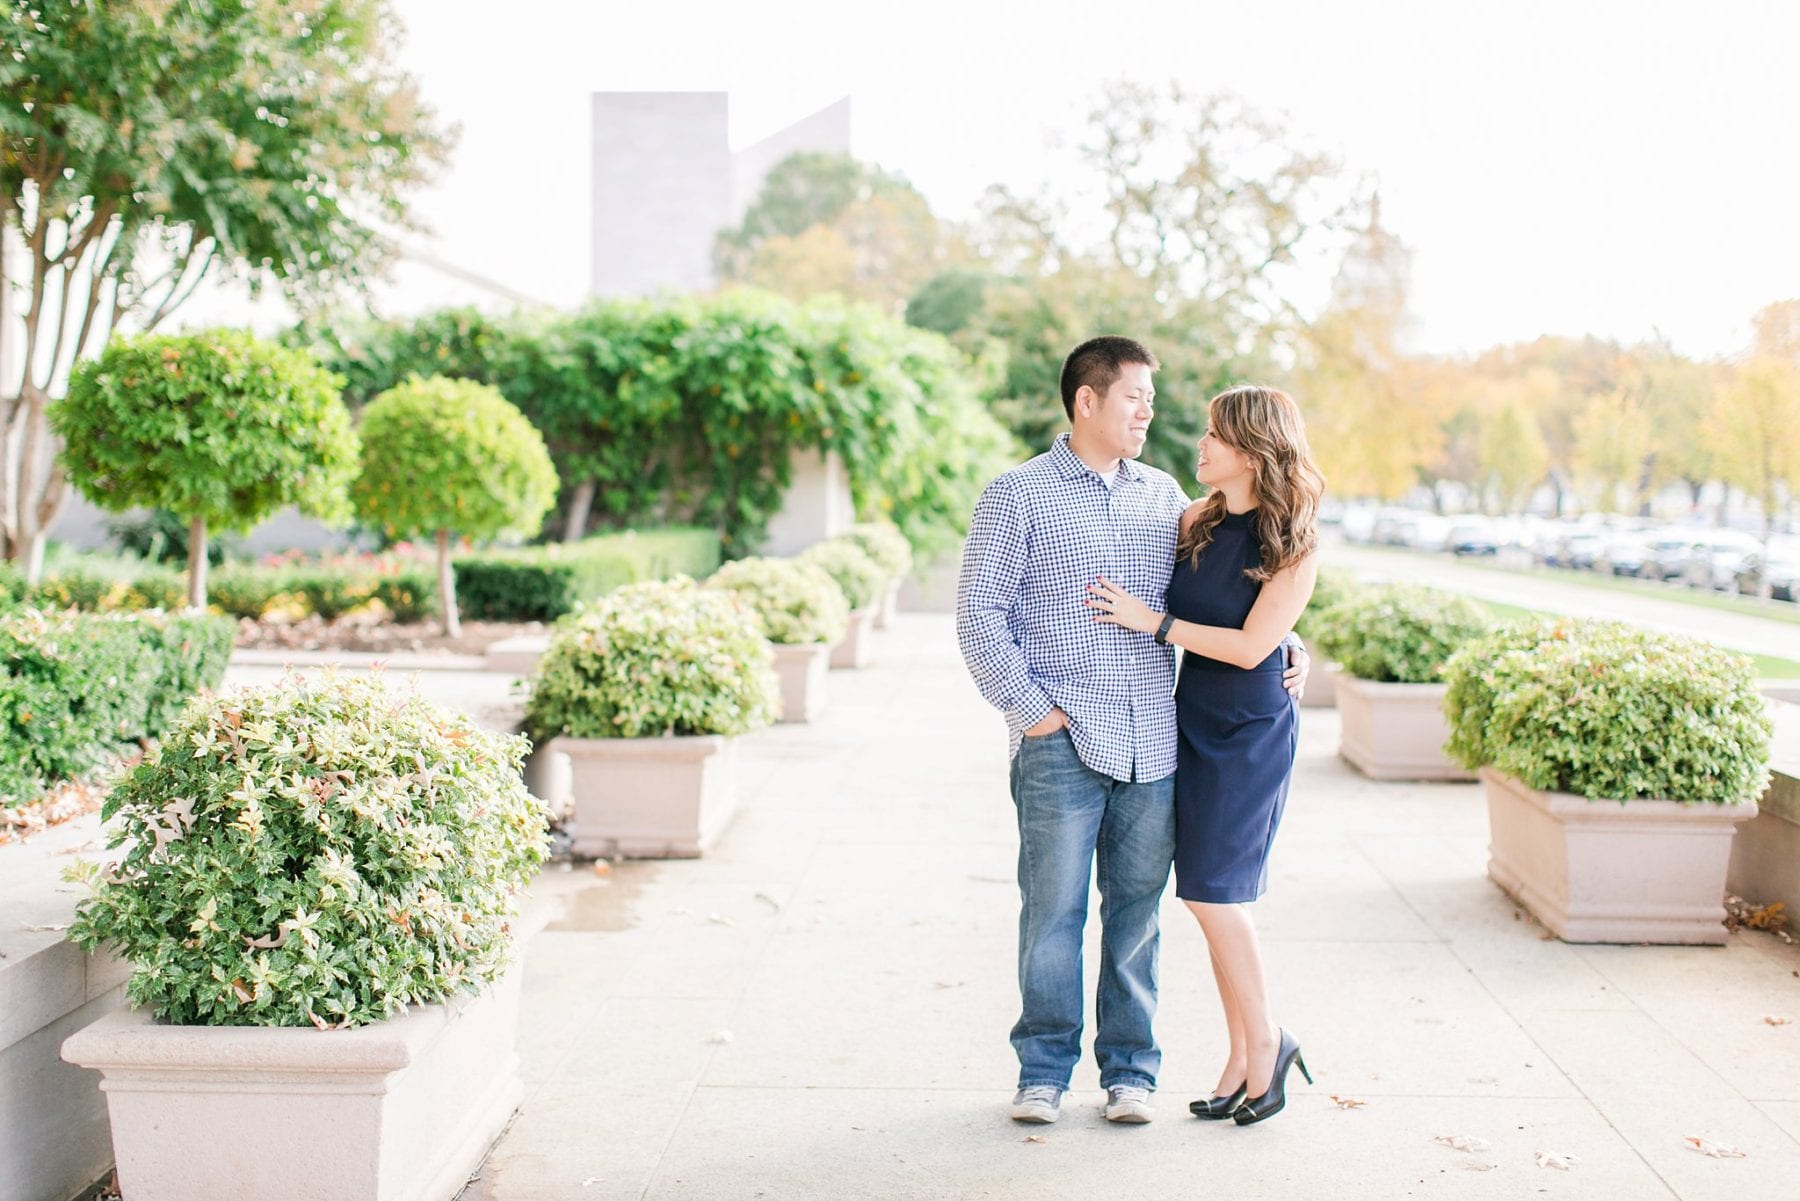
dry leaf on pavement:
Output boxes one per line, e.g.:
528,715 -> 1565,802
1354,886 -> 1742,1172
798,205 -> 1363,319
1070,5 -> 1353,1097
705,1030 -> 733,1045
1764,1016 -> 1792,1027
1685,1137 -> 1748,1158
590,861 -> 611,877
1535,1151 -> 1579,1170
706,911 -> 735,926
1434,1135 -> 1491,1153
1329,1095 -> 1367,1109
1023,1135 -> 1046,1144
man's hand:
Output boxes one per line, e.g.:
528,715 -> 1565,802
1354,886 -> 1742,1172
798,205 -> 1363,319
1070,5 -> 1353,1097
1024,707 -> 1069,737
1283,644 -> 1310,700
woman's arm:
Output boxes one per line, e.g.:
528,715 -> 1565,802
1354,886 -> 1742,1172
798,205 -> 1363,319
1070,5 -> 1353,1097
1086,555 -> 1319,670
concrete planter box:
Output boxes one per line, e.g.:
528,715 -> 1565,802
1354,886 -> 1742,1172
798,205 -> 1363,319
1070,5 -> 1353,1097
1,815 -> 131,1201
556,734 -> 739,858
1482,767 -> 1759,945
484,634 -> 548,676
1336,675 -> 1472,781
62,957 -> 527,1201
1298,660 -> 1339,709
830,607 -> 877,670
874,579 -> 902,630
1729,764 -> 1800,917
771,642 -> 830,723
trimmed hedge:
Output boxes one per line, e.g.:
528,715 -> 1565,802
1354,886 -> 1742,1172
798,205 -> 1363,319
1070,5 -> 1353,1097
1313,584 -> 1492,684
453,528 -> 722,623
1443,618 -> 1772,804
0,608 -> 234,806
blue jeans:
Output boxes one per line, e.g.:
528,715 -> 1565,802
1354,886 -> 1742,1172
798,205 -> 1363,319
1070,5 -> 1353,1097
1008,728 -> 1175,1091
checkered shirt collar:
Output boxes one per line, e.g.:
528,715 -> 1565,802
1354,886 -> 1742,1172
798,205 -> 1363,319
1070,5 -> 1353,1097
1049,432 -> 1144,485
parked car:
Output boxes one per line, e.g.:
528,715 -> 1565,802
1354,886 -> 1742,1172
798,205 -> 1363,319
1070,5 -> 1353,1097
1445,518 -> 1500,557
1679,529 -> 1761,591
1734,535 -> 1800,600
1637,528 -> 1703,581
1600,533 -> 1654,577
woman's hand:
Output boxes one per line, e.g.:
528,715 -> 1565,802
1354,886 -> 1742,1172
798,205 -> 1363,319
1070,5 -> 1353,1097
1086,576 -> 1160,634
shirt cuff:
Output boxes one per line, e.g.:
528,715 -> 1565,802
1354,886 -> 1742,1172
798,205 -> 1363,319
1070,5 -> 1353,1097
1012,687 -> 1057,732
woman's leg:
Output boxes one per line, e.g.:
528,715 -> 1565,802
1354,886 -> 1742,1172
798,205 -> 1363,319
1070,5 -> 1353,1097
1205,940 -> 1248,1096
1186,899 -> 1280,1096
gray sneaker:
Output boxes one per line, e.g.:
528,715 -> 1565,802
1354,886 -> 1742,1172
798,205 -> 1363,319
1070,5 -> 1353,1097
1104,1084 -> 1154,1123
1009,1085 -> 1063,1123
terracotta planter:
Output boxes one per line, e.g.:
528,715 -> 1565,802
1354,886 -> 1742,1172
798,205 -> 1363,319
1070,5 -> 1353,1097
830,607 -> 877,669
1481,767 -> 1759,945
1299,660 -> 1339,709
873,579 -> 901,630
62,957 -> 527,1201
771,642 -> 830,723
1335,674 -> 1472,781
555,734 -> 739,858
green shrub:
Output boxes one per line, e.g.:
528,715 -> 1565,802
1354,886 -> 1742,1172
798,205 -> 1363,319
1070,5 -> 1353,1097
706,557 -> 849,645
283,564 -> 373,621
1443,619 -> 1771,804
32,568 -> 124,612
1313,585 -> 1491,683
68,674 -> 552,1026
798,540 -> 886,611
0,609 -> 233,805
352,375 -> 559,634
119,568 -> 187,612
524,578 -> 778,742
839,522 -> 913,579
1295,565 -> 1363,642
454,528 -> 721,623
208,566 -> 293,620
370,568 -> 437,623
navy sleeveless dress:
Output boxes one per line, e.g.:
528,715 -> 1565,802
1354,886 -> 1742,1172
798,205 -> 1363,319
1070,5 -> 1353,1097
1167,509 -> 1298,903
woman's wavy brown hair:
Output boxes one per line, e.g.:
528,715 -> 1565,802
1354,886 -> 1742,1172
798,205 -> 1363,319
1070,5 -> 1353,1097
1176,385 -> 1325,581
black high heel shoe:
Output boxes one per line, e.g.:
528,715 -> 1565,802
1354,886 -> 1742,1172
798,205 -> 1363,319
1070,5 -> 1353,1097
1188,1083 -> 1247,1119
1232,1028 -> 1311,1126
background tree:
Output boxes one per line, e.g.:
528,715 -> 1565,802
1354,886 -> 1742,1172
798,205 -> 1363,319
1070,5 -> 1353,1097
351,377 -> 558,637
0,0 -> 450,580
715,153 -> 949,314
1475,385 -> 1550,513
53,330 -> 358,608
1705,358 -> 1800,538
1572,384 -> 1654,513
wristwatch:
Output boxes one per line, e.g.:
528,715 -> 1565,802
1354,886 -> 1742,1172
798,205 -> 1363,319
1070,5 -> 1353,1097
1154,612 -> 1176,644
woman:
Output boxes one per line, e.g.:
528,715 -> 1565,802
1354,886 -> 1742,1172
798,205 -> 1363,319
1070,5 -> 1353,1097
1086,384 -> 1323,1126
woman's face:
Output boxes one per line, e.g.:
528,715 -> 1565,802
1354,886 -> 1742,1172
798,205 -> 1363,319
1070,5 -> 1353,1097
1196,425 -> 1255,490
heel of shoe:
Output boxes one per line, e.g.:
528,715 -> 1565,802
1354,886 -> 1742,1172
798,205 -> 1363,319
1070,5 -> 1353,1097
1295,1052 -> 1313,1085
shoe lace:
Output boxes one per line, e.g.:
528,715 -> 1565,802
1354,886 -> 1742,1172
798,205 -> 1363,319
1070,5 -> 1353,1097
1109,1085 -> 1150,1103
1019,1085 -> 1061,1105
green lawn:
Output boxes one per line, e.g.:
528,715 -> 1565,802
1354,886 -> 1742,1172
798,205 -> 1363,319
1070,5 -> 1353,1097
1469,597 -> 1800,678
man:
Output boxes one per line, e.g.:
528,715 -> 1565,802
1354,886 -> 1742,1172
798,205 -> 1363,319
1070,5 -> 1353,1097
956,336 -> 1307,1125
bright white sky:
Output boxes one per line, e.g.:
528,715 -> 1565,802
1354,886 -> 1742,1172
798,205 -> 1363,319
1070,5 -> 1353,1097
203,0 -> 1800,361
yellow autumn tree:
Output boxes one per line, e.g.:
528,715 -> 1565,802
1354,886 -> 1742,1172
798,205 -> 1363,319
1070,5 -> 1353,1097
1704,357 -> 1800,535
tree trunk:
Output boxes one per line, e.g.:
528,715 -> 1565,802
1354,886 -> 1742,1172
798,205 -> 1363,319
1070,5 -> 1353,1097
562,478 -> 596,543
186,516 -> 208,611
436,528 -> 461,638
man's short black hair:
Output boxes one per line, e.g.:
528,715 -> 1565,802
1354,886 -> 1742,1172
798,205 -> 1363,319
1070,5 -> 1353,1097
1060,336 -> 1160,420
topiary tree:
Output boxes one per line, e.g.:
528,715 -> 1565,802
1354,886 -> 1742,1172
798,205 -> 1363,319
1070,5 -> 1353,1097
352,376 -> 558,637
54,330 -> 359,610
706,556 -> 849,645
798,540 -> 886,612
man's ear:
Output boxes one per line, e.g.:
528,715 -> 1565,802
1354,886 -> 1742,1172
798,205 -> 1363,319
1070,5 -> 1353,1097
1076,384 -> 1099,417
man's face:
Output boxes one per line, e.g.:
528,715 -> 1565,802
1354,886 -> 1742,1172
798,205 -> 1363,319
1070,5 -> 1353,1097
1076,362 -> 1156,460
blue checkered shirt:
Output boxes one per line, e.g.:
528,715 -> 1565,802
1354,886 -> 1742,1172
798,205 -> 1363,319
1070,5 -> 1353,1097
956,434 -> 1191,783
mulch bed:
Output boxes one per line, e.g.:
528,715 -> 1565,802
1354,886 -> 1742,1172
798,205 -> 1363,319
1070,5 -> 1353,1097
231,614 -> 547,657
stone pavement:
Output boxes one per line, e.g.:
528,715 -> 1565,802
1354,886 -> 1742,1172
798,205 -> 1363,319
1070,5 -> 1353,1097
236,615 -> 1800,1200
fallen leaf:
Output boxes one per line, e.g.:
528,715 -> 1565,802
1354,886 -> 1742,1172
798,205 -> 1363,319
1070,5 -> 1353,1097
754,891 -> 782,912
591,861 -> 612,877
1329,1094 -> 1367,1109
705,1030 -> 733,1045
1764,1016 -> 1792,1027
1434,1135 -> 1492,1153
1023,1134 -> 1046,1144
1535,1151 -> 1579,1170
23,922 -> 71,932
580,1177 -> 602,1187
706,912 -> 735,927
933,980 -> 967,990
1461,1162 -> 1500,1172
1685,1137 -> 1748,1158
